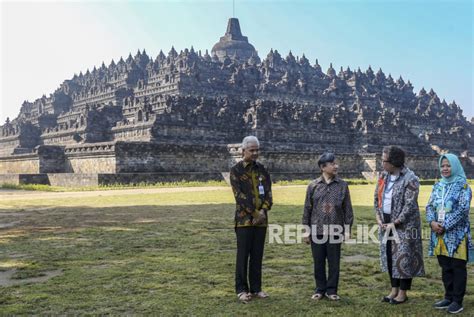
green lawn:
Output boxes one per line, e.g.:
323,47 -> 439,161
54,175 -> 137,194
0,185 -> 473,315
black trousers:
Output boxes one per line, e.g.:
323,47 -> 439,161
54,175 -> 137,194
311,236 -> 341,295
437,255 -> 467,305
235,226 -> 267,294
384,213 -> 412,290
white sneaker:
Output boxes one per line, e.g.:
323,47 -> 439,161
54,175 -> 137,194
237,292 -> 251,303
251,291 -> 269,298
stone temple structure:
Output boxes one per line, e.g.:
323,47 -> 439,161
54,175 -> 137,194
1,18 -> 473,186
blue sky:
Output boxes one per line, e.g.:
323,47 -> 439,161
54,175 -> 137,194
1,0 -> 472,122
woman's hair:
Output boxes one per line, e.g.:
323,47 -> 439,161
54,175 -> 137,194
382,146 -> 405,168
318,152 -> 336,168
242,136 -> 259,149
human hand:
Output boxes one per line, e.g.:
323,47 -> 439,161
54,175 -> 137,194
376,217 -> 383,228
431,221 -> 444,234
303,236 -> 311,244
252,209 -> 266,225
382,223 -> 395,231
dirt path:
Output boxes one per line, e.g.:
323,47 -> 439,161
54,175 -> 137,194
0,186 -> 230,200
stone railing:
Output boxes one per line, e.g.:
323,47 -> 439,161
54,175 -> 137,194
64,142 -> 115,154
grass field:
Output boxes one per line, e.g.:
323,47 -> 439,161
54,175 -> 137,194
0,184 -> 473,315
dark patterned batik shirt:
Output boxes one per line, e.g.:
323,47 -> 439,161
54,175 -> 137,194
302,176 -> 353,235
230,160 -> 273,227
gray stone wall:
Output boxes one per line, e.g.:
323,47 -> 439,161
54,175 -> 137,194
115,142 -> 229,173
0,136 -> 21,156
98,172 -> 224,185
0,172 -> 226,187
228,143 -> 371,179
261,151 -> 363,179
67,156 -> 116,173
64,142 -> 116,173
47,173 -> 99,187
0,174 -> 23,185
38,146 -> 65,173
0,174 -> 49,185
0,141 -> 472,186
0,154 -> 40,173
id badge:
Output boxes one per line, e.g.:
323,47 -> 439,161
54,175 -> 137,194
258,184 -> 265,195
437,209 -> 446,223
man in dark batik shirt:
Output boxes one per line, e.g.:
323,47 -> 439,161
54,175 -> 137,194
302,152 -> 353,301
230,136 -> 272,303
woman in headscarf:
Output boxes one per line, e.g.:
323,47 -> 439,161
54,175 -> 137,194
426,153 -> 472,314
374,146 -> 425,305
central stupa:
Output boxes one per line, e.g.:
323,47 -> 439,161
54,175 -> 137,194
211,18 -> 259,62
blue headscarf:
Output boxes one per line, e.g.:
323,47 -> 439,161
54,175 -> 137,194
439,153 -> 466,184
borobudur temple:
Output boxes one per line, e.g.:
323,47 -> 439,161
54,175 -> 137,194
1,18 -> 473,186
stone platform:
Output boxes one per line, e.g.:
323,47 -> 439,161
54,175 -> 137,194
0,172 -> 226,187
1,147 -> 471,187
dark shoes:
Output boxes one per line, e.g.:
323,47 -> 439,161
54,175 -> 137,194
447,302 -> 463,314
390,297 -> 408,305
433,299 -> 463,314
433,299 -> 451,309
381,296 -> 392,303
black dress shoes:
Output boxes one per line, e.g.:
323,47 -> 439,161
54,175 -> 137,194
390,297 -> 408,305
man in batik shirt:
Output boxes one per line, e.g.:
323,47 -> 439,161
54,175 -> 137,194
230,136 -> 272,303
302,152 -> 353,301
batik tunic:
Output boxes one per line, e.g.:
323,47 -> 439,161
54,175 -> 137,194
374,166 -> 425,278
426,180 -> 472,260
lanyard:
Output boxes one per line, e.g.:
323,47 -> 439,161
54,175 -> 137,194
258,176 -> 265,196
384,175 -> 398,193
440,184 -> 452,211
251,164 -> 264,197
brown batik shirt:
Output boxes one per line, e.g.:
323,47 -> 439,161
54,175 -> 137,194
302,176 -> 353,235
230,160 -> 273,227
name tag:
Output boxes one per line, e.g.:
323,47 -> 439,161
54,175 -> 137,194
437,209 -> 446,223
258,184 -> 265,195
